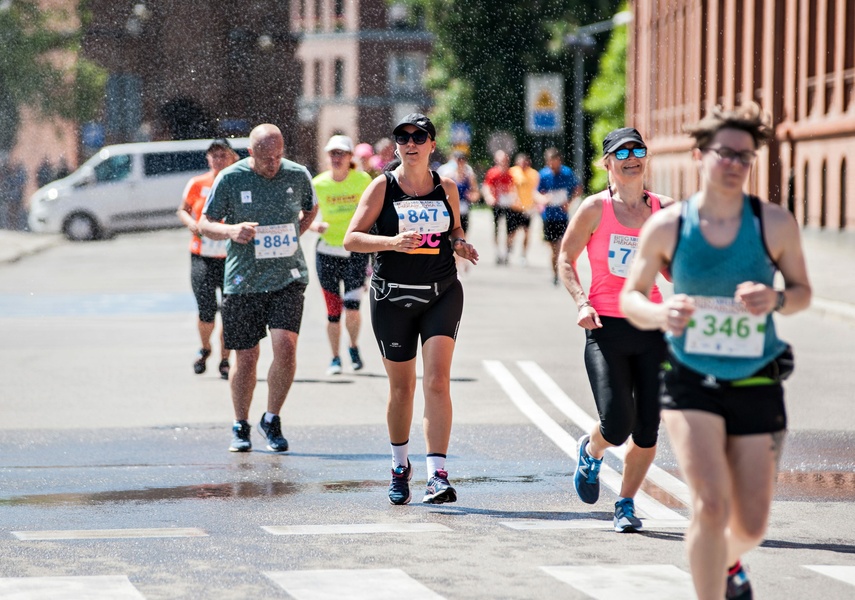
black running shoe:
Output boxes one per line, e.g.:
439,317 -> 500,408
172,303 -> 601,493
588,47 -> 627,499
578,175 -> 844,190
726,562 -> 753,599
257,415 -> 289,452
422,469 -> 457,504
229,420 -> 252,452
218,359 -> 230,380
349,346 -> 364,371
388,461 -> 412,505
194,348 -> 211,374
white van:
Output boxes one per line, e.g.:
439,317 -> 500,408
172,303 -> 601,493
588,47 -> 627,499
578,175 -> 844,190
28,138 -> 250,240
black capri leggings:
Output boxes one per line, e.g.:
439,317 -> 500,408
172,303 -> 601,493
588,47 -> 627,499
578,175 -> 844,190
584,316 -> 667,448
190,254 -> 225,323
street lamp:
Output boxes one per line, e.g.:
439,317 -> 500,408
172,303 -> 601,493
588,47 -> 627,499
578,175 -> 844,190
564,10 -> 633,183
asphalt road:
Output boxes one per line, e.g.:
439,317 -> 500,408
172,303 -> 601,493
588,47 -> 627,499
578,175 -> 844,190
1,210 -> 853,599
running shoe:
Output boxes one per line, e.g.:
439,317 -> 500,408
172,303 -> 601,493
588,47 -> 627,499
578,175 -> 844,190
229,420 -> 252,452
194,348 -> 211,374
726,561 -> 753,599
422,469 -> 457,504
349,346 -> 364,371
257,415 -> 289,452
613,497 -> 643,532
218,359 -> 230,380
388,461 -> 412,505
573,434 -> 602,504
327,356 -> 342,375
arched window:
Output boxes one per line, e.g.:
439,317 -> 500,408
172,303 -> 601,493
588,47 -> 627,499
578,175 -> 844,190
802,162 -> 810,226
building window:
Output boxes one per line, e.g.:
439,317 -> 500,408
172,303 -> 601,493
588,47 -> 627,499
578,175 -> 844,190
820,160 -> 828,228
802,162 -> 810,226
314,60 -> 323,97
334,58 -> 345,97
105,74 -> 142,141
315,0 -> 323,31
388,53 -> 425,94
841,159 -> 847,230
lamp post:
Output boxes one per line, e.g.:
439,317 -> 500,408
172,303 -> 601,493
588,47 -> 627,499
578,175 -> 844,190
564,10 -> 633,183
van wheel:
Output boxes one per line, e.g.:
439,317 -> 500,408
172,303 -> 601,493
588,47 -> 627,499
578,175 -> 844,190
63,213 -> 99,241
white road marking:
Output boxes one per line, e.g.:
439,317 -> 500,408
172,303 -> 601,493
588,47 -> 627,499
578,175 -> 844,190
483,360 -> 686,522
265,568 -> 444,600
804,566 -> 855,586
0,575 -> 145,599
262,523 -> 451,535
518,360 -> 692,506
11,528 -> 208,541
541,565 -> 694,599
500,519 -> 688,531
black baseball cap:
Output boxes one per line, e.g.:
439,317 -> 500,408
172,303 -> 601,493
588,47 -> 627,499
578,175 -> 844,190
393,113 -> 436,139
207,138 -> 233,152
602,127 -> 646,155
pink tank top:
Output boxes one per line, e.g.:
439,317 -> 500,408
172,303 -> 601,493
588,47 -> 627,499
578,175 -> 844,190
587,190 -> 663,318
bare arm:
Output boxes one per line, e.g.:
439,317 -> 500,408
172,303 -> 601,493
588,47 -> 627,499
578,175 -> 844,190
298,204 -> 318,235
558,195 -> 602,329
177,205 -> 199,234
343,176 -> 423,253
735,203 -> 812,315
441,177 -> 478,265
620,206 -> 696,334
198,214 -> 258,244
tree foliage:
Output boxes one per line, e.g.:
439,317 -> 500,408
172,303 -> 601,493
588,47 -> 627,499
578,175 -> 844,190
0,0 -> 106,152
397,0 -> 622,174
583,1 -> 628,193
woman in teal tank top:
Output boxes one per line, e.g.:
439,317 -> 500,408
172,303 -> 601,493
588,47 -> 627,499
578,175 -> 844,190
619,103 -> 812,600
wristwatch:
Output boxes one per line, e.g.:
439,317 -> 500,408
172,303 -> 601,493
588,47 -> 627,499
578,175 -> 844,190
774,290 -> 786,312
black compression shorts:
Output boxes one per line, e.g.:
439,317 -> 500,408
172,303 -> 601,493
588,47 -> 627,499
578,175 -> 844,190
369,276 -> 463,362
190,254 -> 225,323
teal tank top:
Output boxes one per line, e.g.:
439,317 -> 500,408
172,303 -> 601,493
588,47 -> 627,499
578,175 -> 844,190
668,194 -> 788,380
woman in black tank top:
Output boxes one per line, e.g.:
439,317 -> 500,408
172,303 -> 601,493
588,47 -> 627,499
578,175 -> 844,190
344,113 -> 478,506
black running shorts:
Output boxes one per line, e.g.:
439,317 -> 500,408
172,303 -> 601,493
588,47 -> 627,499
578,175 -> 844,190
190,254 -> 225,323
221,282 -> 307,350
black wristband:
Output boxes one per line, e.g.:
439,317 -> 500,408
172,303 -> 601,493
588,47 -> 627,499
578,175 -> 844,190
774,290 -> 786,312
452,237 -> 466,248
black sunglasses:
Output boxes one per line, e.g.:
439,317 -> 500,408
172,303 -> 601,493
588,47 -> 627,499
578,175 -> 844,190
394,131 -> 430,145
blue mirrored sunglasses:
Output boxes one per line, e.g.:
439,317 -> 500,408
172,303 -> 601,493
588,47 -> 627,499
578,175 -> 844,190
614,147 -> 647,160
394,131 -> 430,145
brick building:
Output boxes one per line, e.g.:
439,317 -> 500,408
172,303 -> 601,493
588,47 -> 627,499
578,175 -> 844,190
627,0 -> 855,231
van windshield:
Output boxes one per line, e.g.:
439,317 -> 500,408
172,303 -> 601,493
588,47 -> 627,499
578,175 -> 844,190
94,155 -> 132,182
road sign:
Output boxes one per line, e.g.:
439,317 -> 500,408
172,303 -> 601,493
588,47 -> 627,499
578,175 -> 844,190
526,74 -> 564,135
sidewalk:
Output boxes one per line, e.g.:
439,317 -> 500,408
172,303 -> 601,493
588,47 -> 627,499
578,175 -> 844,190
0,219 -> 852,323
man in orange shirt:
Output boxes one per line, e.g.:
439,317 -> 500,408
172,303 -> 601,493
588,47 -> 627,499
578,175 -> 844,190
177,139 -> 239,379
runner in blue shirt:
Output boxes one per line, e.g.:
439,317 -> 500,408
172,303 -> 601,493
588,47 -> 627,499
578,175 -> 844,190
538,147 -> 582,284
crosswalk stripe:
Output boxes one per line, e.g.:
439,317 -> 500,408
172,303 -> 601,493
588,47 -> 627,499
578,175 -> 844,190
541,565 -> 694,599
265,568 -> 444,599
517,360 -> 692,506
262,523 -> 451,535
500,518 -> 688,531
804,566 -> 855,586
11,528 -> 208,541
0,575 -> 145,598
483,360 -> 686,523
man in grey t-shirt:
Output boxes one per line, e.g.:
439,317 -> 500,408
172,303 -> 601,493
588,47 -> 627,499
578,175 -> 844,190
200,124 -> 318,453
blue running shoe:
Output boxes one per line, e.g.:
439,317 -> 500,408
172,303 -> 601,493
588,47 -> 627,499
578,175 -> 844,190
422,469 -> 457,504
257,415 -> 289,452
726,562 -> 752,599
574,434 -> 602,504
613,498 -> 643,532
349,346 -> 364,371
229,420 -> 252,452
389,461 -> 412,505
326,356 -> 342,375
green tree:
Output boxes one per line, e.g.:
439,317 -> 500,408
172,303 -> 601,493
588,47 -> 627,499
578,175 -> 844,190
583,1 -> 628,193
398,0 -> 621,172
0,0 -> 106,152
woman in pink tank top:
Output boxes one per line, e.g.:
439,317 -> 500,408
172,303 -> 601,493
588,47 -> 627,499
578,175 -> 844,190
556,127 -> 674,532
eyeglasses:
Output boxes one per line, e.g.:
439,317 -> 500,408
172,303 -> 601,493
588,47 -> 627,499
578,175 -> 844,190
613,147 -> 647,160
394,131 -> 430,145
704,146 -> 756,166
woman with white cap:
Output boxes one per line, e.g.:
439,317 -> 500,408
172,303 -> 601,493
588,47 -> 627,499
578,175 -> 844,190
557,127 -> 673,532
311,134 -> 373,375
344,113 -> 478,506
